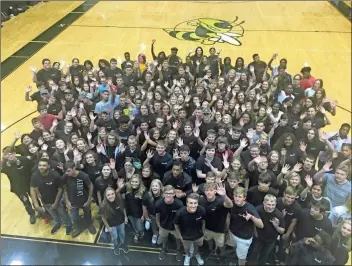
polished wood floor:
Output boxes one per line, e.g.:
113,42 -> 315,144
1,0 -> 351,252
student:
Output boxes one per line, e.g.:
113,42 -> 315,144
275,186 -> 302,264
246,172 -> 278,207
199,183 -> 233,257
30,158 -> 72,235
227,187 -> 264,266
295,201 -> 333,241
174,193 -> 206,266
196,144 -> 223,185
286,230 -> 335,265
155,185 -> 184,261
100,187 -> 129,255
1,147 -> 36,224
330,220 -> 351,266
248,194 -> 285,265
63,161 -> 96,238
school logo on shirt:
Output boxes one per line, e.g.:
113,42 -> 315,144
314,227 -> 322,231
196,217 -> 202,220
163,17 -> 245,46
45,182 -> 53,185
314,258 -> 322,263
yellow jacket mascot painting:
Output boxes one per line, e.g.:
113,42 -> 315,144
163,17 -> 245,46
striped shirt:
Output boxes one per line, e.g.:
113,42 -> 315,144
323,173 -> 351,208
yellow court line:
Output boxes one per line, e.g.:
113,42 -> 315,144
29,40 -> 49,43
2,235 -> 173,255
10,55 -> 30,58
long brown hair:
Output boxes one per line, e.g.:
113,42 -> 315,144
101,187 -> 124,219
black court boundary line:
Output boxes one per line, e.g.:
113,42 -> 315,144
328,0 -> 352,22
70,24 -> 351,34
1,0 -> 99,81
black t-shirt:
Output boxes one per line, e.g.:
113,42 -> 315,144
83,164 -> 102,183
115,128 -> 134,145
47,103 -> 62,116
122,187 -> 145,218
240,150 -> 254,170
105,67 -> 123,80
199,121 -> 217,140
247,169 -> 277,189
229,202 -> 260,239
94,176 -> 117,196
155,198 -> 184,230
256,205 -> 285,243
150,153 -> 173,179
180,133 -> 200,157
30,169 -> 63,204
276,198 -> 302,230
142,193 -> 162,216
37,68 -> 62,84
298,167 -> 317,187
247,186 -> 278,207
295,209 -> 333,240
305,140 -> 326,159
96,118 -> 117,132
174,206 -> 206,241
102,201 -> 125,227
195,156 -> 223,184
64,171 -> 92,207
199,196 -> 229,233
283,146 -> 302,167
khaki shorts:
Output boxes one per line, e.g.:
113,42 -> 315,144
204,229 -> 225,247
182,237 -> 204,250
157,227 -> 180,244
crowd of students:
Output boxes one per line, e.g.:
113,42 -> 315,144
1,40 -> 351,265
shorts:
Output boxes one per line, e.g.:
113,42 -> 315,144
182,237 -> 204,250
226,232 -> 252,260
157,227 -> 180,244
204,229 -> 225,247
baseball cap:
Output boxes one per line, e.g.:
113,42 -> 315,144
203,108 -> 211,114
40,89 -> 49,95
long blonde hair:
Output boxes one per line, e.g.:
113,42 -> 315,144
126,174 -> 146,199
333,220 -> 351,249
147,179 -> 164,202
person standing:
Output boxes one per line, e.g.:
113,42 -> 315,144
155,185 -> 184,261
174,193 -> 206,266
228,187 -> 264,266
100,187 -> 129,255
247,194 -> 285,265
63,161 -> 96,238
30,158 -> 72,235
199,183 -> 233,257
1,147 -> 36,224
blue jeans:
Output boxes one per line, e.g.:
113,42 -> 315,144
43,202 -> 71,227
111,223 -> 125,246
128,216 -> 144,235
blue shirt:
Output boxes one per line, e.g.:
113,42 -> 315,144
94,95 -> 120,119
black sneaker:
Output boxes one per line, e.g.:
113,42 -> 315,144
87,224 -> 96,234
66,226 -> 72,235
121,243 -> 129,254
176,250 -> 183,262
159,249 -> 166,260
50,223 -> 62,235
114,244 -> 120,255
72,228 -> 81,238
29,214 -> 36,224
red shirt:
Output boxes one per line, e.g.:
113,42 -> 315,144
38,114 -> 56,130
300,76 -> 316,90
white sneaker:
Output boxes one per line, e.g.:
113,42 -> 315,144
152,234 -> 158,244
184,255 -> 191,266
195,254 -> 204,265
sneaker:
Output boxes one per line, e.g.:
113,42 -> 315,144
152,234 -> 158,244
72,228 -> 81,238
66,226 -> 72,235
133,235 -> 139,243
87,224 -> 96,234
184,255 -> 191,266
29,214 -> 36,224
50,223 -> 62,235
114,244 -> 120,255
121,243 -> 129,253
176,250 -> 183,262
195,254 -> 204,266
159,249 -> 166,260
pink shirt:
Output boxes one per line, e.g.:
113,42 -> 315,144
38,114 -> 56,130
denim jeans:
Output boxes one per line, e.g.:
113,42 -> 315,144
248,238 -> 276,265
43,202 -> 71,227
111,223 -> 126,246
128,216 -> 144,235
69,205 -> 92,225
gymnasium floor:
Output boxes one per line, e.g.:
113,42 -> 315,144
1,1 -> 351,265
